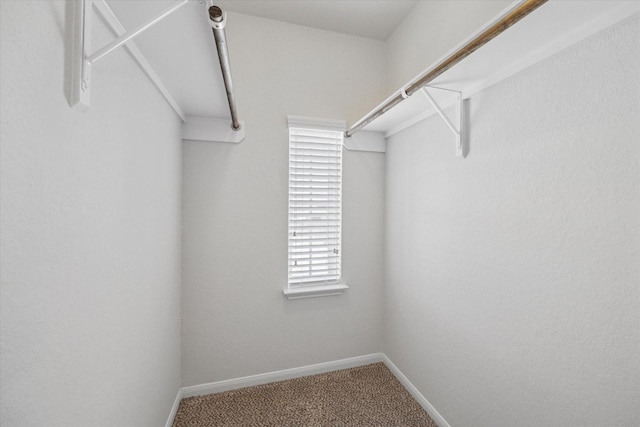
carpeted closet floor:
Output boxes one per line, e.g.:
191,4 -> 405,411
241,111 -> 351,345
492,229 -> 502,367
173,362 -> 438,426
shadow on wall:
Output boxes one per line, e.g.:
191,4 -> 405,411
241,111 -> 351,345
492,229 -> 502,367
63,1 -> 75,105
463,99 -> 470,158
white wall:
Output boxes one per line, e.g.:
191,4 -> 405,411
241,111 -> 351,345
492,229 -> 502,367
386,0 -> 511,91
384,16 -> 640,427
0,2 -> 182,426
181,13 -> 386,386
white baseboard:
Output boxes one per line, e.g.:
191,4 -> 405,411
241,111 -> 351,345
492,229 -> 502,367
380,354 -> 452,427
164,388 -> 183,427
181,353 -> 385,398
166,352 -> 451,427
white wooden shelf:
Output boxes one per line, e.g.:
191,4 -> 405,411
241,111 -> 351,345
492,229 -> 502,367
360,0 -> 640,139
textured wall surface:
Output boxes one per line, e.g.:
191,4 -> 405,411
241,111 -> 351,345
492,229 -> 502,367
384,16 -> 640,427
181,12 -> 387,386
0,2 -> 182,426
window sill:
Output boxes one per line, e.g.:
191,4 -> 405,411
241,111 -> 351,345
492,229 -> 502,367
283,284 -> 349,300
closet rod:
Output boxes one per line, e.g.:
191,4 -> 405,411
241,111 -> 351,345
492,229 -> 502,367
344,0 -> 548,138
208,5 -> 241,131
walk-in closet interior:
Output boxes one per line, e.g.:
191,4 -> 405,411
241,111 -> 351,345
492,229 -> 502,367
1,1 -> 638,426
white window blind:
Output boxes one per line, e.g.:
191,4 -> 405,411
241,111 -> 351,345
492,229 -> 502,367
288,125 -> 343,288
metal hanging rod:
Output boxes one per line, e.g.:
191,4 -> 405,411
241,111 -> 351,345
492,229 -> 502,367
344,0 -> 548,138
208,5 -> 241,131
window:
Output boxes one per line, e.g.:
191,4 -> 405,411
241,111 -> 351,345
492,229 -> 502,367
284,117 -> 348,299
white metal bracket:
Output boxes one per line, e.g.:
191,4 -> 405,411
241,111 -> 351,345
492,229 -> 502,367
421,86 -> 465,158
68,0 -> 189,111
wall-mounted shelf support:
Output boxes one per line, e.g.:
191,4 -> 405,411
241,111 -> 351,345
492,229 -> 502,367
68,0 -> 244,143
421,87 -> 464,158
67,0 -> 245,144
69,0 -> 189,112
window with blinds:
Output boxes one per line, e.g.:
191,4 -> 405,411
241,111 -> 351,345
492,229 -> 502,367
288,125 -> 343,288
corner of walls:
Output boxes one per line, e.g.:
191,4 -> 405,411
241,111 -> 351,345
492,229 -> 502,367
380,355 -> 452,427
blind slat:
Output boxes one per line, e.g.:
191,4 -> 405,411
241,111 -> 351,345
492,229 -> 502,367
290,247 -> 338,252
289,239 -> 339,245
291,260 -> 340,267
290,248 -> 338,254
289,206 -> 341,210
290,208 -> 340,212
290,263 -> 340,270
290,226 -> 340,230
291,153 -> 342,159
290,192 -> 340,196
289,219 -> 341,224
290,254 -> 340,261
290,172 -> 341,177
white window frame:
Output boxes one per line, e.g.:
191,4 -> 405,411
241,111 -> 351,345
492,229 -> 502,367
283,116 -> 349,300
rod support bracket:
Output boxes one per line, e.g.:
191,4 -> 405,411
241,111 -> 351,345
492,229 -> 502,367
421,86 -> 465,158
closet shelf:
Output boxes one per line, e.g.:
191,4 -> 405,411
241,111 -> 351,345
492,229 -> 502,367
354,0 -> 640,141
67,0 -> 245,144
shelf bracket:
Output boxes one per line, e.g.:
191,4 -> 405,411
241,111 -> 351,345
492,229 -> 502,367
420,86 -> 465,158
68,0 -> 189,111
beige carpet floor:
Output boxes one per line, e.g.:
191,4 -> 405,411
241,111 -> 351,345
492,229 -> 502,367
173,362 -> 438,426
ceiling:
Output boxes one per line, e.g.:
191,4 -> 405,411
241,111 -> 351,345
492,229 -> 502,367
103,0 -> 416,119
213,0 -> 419,41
